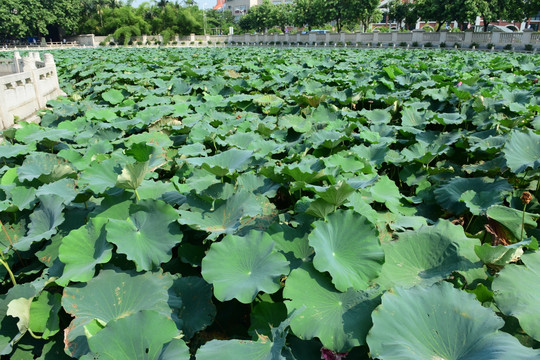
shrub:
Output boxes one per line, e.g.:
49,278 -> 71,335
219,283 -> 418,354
109,41 -> 116,46
99,41 -> 106,46
486,43 -> 494,49
424,42 -> 433,48
399,41 -> 407,47
137,41 -> 143,45
378,26 -> 390,33
422,25 -> 435,32
198,41 -> 202,44
216,41 -> 221,45
453,42 -> 461,48
318,41 -> 325,46
440,42 -> 447,48
524,44 -> 533,51
208,40 -> 212,44
128,40 -> 133,46
504,44 -> 513,50
172,41 -> 177,45
190,41 -> 195,45
469,42 -> 479,49
346,41 -> 352,46
337,41 -> 343,46
412,41 -> 419,47
450,27 -> 461,32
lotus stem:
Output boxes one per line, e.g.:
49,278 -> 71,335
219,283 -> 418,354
28,329 -> 42,340
0,258 -> 17,285
134,189 -> 141,202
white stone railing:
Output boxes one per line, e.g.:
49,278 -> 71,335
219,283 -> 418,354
222,29 -> 539,50
0,52 -> 65,130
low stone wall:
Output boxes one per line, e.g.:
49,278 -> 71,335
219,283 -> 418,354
0,52 -> 65,130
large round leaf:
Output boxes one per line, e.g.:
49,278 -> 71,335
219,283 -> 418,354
87,310 -> 186,360
309,210 -> 384,291
367,282 -> 540,360
201,230 -> 289,304
434,177 -> 511,215
106,200 -> 182,271
185,149 -> 253,177
503,129 -> 540,174
283,264 -> 380,353
493,251 -> 540,341
62,270 -> 173,358
375,220 -> 480,289
57,217 -> 113,286
196,339 -> 272,360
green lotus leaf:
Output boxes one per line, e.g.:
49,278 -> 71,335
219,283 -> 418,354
197,310 -> 297,360
359,109 -> 391,124
87,108 -> 117,122
201,230 -> 289,303
0,284 -> 38,355
101,89 -> 124,105
116,161 -> 150,191
280,157 -> 326,183
313,181 -> 355,207
57,217 -> 113,285
278,114 -> 312,133
268,223 -> 313,269
486,205 -> 538,242
309,210 -> 384,291
196,338 -> 273,360
237,173 -> 280,198
305,198 -> 335,219
79,158 -> 122,194
28,291 -> 61,339
15,195 -> 65,251
474,241 -> 529,267
434,177 -> 511,215
35,179 -> 78,205
367,282 -> 540,360
249,301 -> 288,339
503,129 -> 540,174
0,143 -> 36,159
284,263 -> 380,352
169,276 -> 216,340
106,200 -> 183,271
158,339 -> 191,360
370,175 -> 412,215
309,130 -> 347,149
401,106 -> 429,130
493,251 -> 540,341
87,310 -> 185,360
17,153 -> 75,183
177,191 -> 262,240
62,270 -> 174,358
376,220 -> 480,289
185,149 -> 253,177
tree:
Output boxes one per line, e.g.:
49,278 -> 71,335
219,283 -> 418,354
238,0 -> 275,33
320,0 -> 379,33
388,0 -> 417,30
292,0 -> 324,31
272,3 -> 293,33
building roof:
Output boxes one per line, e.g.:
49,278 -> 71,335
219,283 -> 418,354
213,0 -> 225,10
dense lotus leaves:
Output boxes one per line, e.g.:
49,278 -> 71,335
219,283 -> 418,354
177,190 -> 262,239
369,175 -> 413,215
0,143 -> 36,159
57,217 -> 113,285
503,129 -> 540,174
35,179 -> 78,205
434,177 -> 512,215
17,153 -> 75,183
309,210 -> 384,291
184,149 -> 253,177
493,251 -> 540,341
62,270 -> 173,358
367,282 -> 540,360
202,231 -> 289,303
14,195 -> 65,251
106,200 -> 182,271
237,173 -> 280,198
168,276 -> 216,340
268,223 -> 313,269
284,263 -> 380,352
474,240 -> 531,267
86,310 -> 185,360
376,220 -> 480,289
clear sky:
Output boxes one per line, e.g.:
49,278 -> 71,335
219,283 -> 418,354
130,0 -> 216,10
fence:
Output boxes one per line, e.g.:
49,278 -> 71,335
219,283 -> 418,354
0,52 -> 65,130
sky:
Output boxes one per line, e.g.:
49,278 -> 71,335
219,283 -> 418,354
130,0 -> 216,10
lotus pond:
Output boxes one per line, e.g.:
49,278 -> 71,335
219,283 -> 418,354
0,47 -> 539,359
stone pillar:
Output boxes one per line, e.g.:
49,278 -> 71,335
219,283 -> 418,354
0,83 -> 12,129
491,31 -> 501,47
522,29 -> 533,47
325,32 -> 330,44
439,30 -> 448,44
22,57 -> 37,72
43,53 -> 55,67
464,30 -> 473,46
373,30 -> 379,44
190,34 -> 195,42
13,52 -> 21,73
391,30 -> 398,43
411,29 -> 423,43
